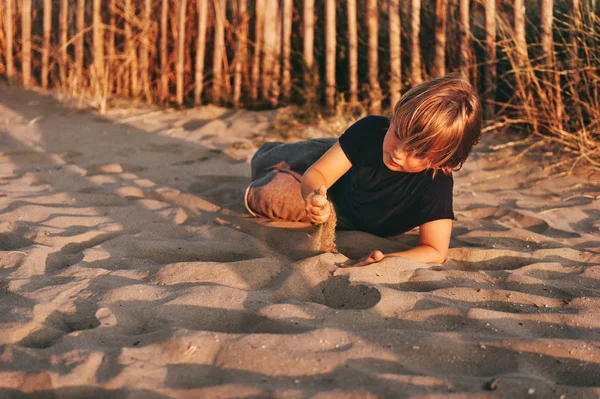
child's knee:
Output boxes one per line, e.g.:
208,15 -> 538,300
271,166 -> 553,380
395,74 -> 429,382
245,170 -> 309,223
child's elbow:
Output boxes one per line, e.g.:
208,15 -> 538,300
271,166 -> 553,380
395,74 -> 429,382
429,247 -> 448,264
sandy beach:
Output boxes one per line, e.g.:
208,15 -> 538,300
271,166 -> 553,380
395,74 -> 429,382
1,85 -> 600,398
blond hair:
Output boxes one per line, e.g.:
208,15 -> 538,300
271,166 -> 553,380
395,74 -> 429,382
390,72 -> 482,174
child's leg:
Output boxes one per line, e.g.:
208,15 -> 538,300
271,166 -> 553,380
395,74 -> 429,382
251,138 -> 337,180
246,138 -> 337,222
245,168 -> 309,222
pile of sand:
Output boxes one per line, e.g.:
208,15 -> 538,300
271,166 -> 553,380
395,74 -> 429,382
1,86 -> 599,398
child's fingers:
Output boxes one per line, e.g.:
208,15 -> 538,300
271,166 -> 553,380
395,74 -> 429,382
306,203 -> 331,224
348,250 -> 384,267
307,206 -> 330,221
309,194 -> 328,208
309,209 -> 331,223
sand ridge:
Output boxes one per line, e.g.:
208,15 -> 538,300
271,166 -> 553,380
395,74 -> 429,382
0,86 -> 599,398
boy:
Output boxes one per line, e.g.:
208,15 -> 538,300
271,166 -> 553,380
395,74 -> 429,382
245,72 -> 482,265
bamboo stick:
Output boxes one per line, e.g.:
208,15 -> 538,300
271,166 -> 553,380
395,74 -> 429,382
22,0 -> 32,88
212,0 -> 226,104
176,0 -> 187,105
42,0 -> 52,89
367,0 -> 381,113
389,0 -> 401,106
195,0 -> 209,105
347,0 -> 358,106
325,0 -> 336,109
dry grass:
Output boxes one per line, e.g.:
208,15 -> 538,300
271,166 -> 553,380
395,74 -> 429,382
489,4 -> 600,170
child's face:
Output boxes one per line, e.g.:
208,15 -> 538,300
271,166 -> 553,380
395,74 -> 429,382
382,125 -> 431,173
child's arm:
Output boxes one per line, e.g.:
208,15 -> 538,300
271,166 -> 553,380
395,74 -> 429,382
302,142 -> 352,224
353,219 -> 452,266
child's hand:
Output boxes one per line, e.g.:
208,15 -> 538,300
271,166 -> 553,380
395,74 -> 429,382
305,186 -> 331,225
351,250 -> 385,267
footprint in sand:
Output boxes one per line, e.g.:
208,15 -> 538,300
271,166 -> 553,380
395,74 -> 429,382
0,221 -> 34,251
462,207 -> 550,233
18,308 -> 103,349
320,275 -> 381,310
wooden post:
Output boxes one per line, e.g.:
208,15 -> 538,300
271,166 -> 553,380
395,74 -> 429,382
459,0 -> 472,81
212,0 -> 226,104
107,0 -> 116,93
176,0 -> 187,105
125,0 -> 139,97
325,0 -> 336,109
76,0 -> 85,89
59,0 -> 68,88
5,0 -> 14,83
251,0 -> 264,101
270,4 -> 282,105
433,0 -> 448,78
195,0 -> 209,105
22,0 -> 32,88
541,0 -> 554,64
141,0 -> 152,102
484,0 -> 496,120
514,0 -> 527,67
347,0 -> 358,106
570,0 -> 581,59
389,0 -> 401,106
161,0 -> 169,102
303,0 -> 315,103
93,0 -> 104,92
42,0 -> 52,88
281,0 -> 292,101
262,0 -> 278,102
411,0 -> 422,85
367,0 -> 382,113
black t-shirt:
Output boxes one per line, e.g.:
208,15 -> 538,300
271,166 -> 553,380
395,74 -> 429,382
329,115 -> 454,237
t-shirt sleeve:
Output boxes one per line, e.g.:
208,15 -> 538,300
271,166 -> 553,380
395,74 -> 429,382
338,116 -> 389,165
418,173 -> 455,224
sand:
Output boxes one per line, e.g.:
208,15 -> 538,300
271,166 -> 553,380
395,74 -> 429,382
1,85 -> 599,398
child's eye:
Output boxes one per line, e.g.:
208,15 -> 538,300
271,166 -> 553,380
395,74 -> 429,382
408,150 -> 424,159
